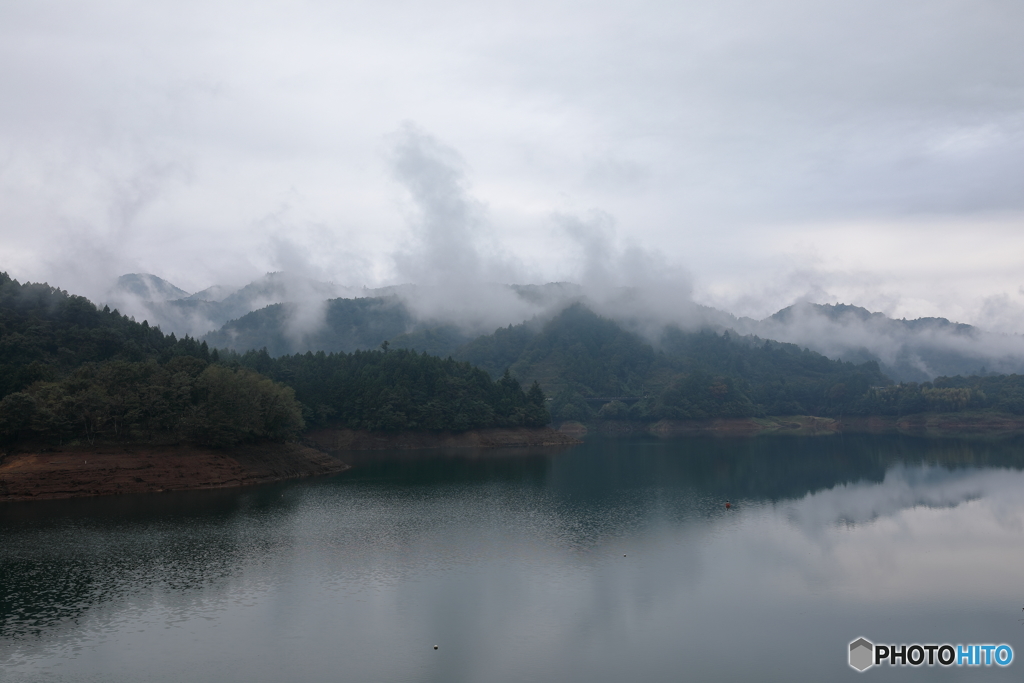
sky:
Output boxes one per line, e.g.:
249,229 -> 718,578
1,0 -> 1023,330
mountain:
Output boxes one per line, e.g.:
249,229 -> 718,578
5,269 -> 1024,444
103,272 -> 374,338
192,288 -> 896,420
447,303 -> 891,421
0,270 -> 551,446
737,302 -> 1024,382
105,271 -> 1024,384
204,296 -> 415,356
444,304 -> 1024,423
110,273 -> 190,301
185,284 -> 234,302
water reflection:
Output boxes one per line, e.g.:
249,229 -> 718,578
3,435 -> 1024,682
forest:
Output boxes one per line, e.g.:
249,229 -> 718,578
422,304 -> 1024,424
225,346 -> 549,432
449,304 -> 891,423
0,272 -> 547,447
3,269 -> 1023,449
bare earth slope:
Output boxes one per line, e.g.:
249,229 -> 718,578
0,428 -> 581,502
0,442 -> 348,502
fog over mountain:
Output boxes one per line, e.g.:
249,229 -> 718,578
15,114 -> 1022,382
88,123 -> 1024,383
104,272 -> 378,338
98,263 -> 1024,384
734,303 -> 1024,382
2,0 -> 1023,337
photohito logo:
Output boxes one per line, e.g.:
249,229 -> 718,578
848,637 -> 1013,672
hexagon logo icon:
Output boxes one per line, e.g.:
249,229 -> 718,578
849,638 -> 874,671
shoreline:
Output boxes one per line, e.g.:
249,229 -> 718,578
559,412 -> 1024,438
304,426 -> 581,451
8,414 -> 1020,504
0,427 -> 581,503
0,442 -> 349,503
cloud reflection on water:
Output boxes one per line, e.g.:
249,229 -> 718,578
3,439 -> 1024,681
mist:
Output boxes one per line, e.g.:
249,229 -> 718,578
3,0 -> 1023,340
381,127 -> 1024,381
57,119 -> 1024,382
731,303 -> 1024,382
384,124 -> 710,338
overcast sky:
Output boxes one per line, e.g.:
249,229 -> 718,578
1,0 -> 1023,329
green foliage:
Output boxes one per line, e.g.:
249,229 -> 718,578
202,297 -> 414,356
597,400 -> 630,420
186,365 -> 305,446
0,272 -> 213,401
389,324 -> 470,358
657,330 -> 885,417
852,375 -> 1024,416
449,305 -> 891,422
9,269 -> 1024,441
637,371 -> 756,420
550,389 -> 594,423
0,359 -> 304,447
0,273 -> 302,446
0,271 -> 559,439
456,322 -> 538,379
227,349 -> 550,432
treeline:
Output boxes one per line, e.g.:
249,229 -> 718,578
0,271 -> 549,447
203,296 -> 415,357
851,375 -> 1024,416
548,316 -> 1024,423
0,272 -> 305,446
0,358 -> 304,447
0,271 -> 215,395
454,304 -> 891,423
224,346 -> 549,432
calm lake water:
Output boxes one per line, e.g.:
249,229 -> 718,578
3,435 -> 1024,682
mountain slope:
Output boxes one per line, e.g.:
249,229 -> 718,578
116,269 -> 1024,384
0,271 -> 553,445
445,304 -> 891,421
742,302 -> 1024,382
104,272 -> 371,338
111,273 -> 190,301
203,297 -> 415,356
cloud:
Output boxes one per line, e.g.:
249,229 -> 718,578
390,123 -> 492,287
384,125 -> 703,336
1,0 -> 1023,337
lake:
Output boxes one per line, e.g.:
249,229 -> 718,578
2,434 -> 1024,681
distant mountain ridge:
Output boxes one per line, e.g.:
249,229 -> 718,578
203,297 -> 415,356
767,302 -> 974,336
112,273 -> 190,302
7,268 -> 1024,449
105,272 -> 1024,382
104,272 -> 379,338
736,301 -> 1020,382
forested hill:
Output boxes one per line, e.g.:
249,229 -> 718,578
0,272 -> 549,448
202,296 -> 417,357
201,291 -> 1006,423
5,270 -> 1021,444
446,304 -> 893,422
443,304 -> 1024,423
228,347 -> 549,432
0,271 -> 215,396
0,272 -> 303,446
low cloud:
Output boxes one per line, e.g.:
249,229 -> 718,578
385,124 -> 703,337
